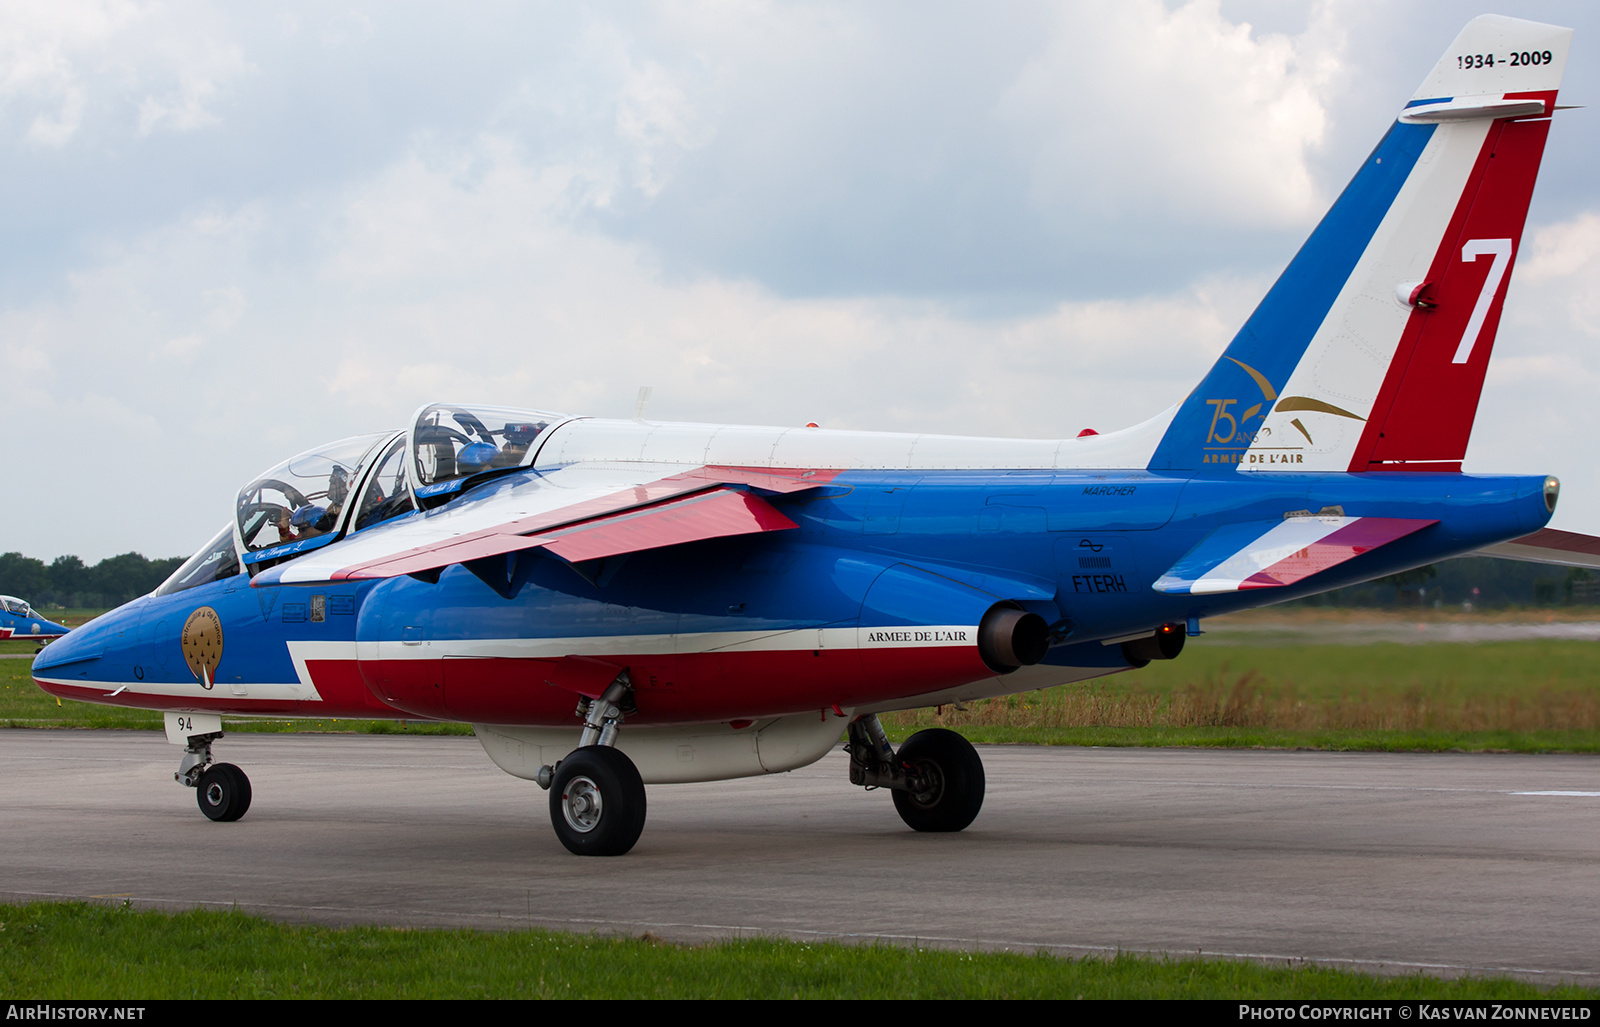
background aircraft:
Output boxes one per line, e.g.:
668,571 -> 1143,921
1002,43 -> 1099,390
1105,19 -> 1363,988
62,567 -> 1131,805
32,15 -> 1598,856
1,597 -> 68,646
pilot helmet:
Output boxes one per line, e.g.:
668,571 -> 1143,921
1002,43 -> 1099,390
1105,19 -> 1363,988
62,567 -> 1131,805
457,441 -> 498,472
290,504 -> 328,530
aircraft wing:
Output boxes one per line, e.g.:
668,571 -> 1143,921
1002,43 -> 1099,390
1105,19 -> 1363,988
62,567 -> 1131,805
1153,516 -> 1438,595
1475,528 -> 1600,570
255,463 -> 838,586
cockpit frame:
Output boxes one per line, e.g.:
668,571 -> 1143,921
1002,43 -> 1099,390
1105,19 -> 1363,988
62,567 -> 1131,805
406,403 -> 572,509
233,431 -> 395,570
155,401 -> 576,596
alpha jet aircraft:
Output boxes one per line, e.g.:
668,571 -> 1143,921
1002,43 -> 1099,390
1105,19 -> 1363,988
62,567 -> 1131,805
32,15 -> 1600,855
1,597 -> 69,646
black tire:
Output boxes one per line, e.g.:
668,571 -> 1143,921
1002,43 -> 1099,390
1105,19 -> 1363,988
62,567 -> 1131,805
891,729 -> 985,833
196,763 -> 252,823
548,746 -> 647,856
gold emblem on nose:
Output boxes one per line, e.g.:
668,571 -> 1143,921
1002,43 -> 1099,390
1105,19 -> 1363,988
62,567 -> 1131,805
181,607 -> 223,690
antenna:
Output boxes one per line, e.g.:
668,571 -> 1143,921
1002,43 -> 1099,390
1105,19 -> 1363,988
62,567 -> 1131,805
634,386 -> 653,420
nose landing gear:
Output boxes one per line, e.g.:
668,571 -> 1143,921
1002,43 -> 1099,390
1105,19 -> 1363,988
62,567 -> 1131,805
170,718 -> 253,823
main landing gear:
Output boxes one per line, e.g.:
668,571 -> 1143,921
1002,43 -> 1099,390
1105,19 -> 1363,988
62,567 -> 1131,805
537,674 -> 646,857
847,716 -> 985,832
175,731 -> 253,823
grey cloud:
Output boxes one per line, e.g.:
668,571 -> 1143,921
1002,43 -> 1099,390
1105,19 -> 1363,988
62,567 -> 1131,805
3,0 -> 1599,561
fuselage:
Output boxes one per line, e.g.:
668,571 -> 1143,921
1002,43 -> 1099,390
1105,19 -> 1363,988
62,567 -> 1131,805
32,415 -> 1553,728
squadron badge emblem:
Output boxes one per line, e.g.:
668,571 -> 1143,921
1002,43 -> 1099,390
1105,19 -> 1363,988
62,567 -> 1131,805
181,607 -> 223,690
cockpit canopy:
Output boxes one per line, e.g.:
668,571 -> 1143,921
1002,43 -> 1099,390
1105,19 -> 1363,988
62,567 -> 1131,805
157,401 -> 570,596
410,403 -> 564,503
236,432 -> 392,563
1,596 -> 35,618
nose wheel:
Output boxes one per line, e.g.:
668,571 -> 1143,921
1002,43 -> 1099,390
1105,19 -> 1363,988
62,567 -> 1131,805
173,728 -> 253,823
196,763 -> 253,822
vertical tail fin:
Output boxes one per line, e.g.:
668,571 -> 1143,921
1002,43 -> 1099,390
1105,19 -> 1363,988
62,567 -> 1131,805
1150,15 -> 1573,474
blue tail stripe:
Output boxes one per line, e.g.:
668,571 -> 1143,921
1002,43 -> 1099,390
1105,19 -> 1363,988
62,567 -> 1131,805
1149,121 -> 1436,472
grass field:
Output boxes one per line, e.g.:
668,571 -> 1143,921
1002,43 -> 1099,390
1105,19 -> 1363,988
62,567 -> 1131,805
1,901 -> 1593,999
7,608 -> 1600,751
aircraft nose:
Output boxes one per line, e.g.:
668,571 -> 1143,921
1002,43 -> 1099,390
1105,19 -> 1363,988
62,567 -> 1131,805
31,619 -> 101,672
31,600 -> 140,674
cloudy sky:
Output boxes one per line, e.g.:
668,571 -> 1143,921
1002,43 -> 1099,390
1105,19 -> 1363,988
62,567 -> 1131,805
2,0 -> 1598,562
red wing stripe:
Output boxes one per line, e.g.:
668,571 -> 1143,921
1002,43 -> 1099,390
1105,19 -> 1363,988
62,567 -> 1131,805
537,489 -> 797,564
335,484 -> 711,579
340,487 -> 797,579
332,482 -> 709,580
1240,517 -> 1437,589
333,465 -> 836,581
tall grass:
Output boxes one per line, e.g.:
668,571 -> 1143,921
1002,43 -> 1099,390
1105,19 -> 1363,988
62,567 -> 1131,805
888,668 -> 1600,734
882,639 -> 1600,749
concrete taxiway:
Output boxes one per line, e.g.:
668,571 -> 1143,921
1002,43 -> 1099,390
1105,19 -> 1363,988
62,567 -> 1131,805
1,729 -> 1596,981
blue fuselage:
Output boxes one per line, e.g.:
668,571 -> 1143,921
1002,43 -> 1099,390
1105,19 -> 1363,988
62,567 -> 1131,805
33,467 -> 1551,724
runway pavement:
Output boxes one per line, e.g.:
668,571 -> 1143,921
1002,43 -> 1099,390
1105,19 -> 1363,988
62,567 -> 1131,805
2,729 -> 1597,982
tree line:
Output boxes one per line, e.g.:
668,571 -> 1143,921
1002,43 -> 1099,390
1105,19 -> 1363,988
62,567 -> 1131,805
1287,557 -> 1592,609
0,551 -> 184,609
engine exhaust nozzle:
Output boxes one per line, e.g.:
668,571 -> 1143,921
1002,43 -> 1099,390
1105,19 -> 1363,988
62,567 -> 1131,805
978,604 -> 1051,673
1121,623 -> 1186,668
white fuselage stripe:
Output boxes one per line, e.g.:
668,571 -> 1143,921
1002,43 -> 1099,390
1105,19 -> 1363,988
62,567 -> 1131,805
36,627 -> 982,707
359,625 -> 980,662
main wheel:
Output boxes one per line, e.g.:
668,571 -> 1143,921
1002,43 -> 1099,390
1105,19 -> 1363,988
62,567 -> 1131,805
892,729 -> 985,833
196,763 -> 252,822
548,746 -> 647,856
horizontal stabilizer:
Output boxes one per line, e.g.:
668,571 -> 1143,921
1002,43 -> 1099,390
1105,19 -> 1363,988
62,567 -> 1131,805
1154,516 -> 1437,595
1477,528 -> 1600,570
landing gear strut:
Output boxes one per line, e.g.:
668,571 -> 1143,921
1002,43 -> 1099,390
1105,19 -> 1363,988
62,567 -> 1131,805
175,731 -> 252,823
537,673 -> 646,856
847,716 -> 985,833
